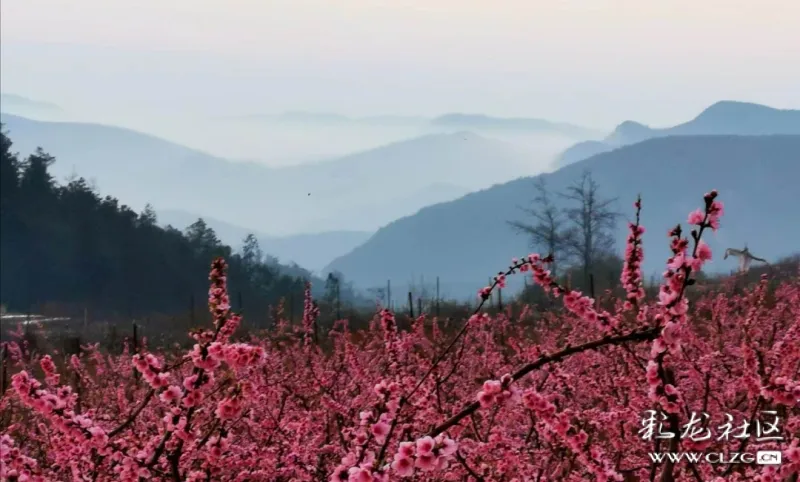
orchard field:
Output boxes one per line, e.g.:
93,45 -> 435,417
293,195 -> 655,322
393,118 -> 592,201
1,191 -> 798,481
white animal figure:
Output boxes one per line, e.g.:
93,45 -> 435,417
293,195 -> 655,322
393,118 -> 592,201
723,245 -> 768,273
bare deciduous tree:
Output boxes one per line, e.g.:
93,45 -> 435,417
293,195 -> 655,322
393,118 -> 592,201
559,169 -> 620,286
508,177 -> 566,276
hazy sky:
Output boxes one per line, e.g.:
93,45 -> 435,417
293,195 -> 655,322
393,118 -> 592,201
2,0 -> 799,128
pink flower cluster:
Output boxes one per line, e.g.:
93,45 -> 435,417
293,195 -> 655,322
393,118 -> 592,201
190,341 -> 265,370
621,197 -> 646,309
215,394 -> 244,420
562,289 -> 617,330
687,195 -> 724,231
1,434 -> 44,482
476,374 -> 520,408
391,436 -> 458,477
331,435 -> 458,481
522,389 -> 622,482
645,191 -> 726,417
39,354 -> 60,385
763,376 -> 800,407
132,352 -> 170,388
208,258 -> 231,326
10,370 -> 109,450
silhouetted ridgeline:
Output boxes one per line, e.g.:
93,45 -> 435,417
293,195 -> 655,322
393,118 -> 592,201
0,125 -> 311,318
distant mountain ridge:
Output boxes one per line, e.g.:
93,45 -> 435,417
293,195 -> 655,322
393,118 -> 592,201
0,114 -> 531,235
1,93 -> 63,112
224,111 -> 598,138
431,113 -> 599,138
222,112 -> 428,126
1,93 -> 66,122
326,135 -> 800,298
555,101 -> 800,167
2,98 -> 593,170
286,130 -> 532,188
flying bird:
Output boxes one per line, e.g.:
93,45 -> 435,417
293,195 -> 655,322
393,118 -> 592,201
723,245 -> 768,273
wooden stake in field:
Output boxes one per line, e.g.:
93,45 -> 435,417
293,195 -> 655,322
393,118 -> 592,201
72,337 -> 82,413
237,291 -> 245,332
498,286 -> 503,311
336,280 -> 341,320
189,293 -> 196,330
132,322 -> 140,386
436,276 -> 440,317
0,343 -> 7,398
312,301 -> 320,345
489,277 -> 494,310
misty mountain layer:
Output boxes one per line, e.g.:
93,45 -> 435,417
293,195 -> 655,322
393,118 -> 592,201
0,114 -> 537,235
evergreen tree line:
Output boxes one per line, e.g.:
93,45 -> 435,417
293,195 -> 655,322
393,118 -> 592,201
0,126 -> 309,320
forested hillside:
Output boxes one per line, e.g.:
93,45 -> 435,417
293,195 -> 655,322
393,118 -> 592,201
0,125 -> 309,318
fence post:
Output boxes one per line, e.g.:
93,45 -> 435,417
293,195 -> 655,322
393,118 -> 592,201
237,291 -> 245,333
489,277 -> 494,310
73,336 -> 82,413
336,281 -> 341,320
132,322 -> 140,385
498,286 -> 503,312
436,276 -> 440,317
189,293 -> 195,330
589,274 -> 596,302
312,301 -> 319,345
408,291 -> 414,318
24,308 -> 31,340
387,280 -> 391,310
236,290 -> 244,331
0,344 -> 7,398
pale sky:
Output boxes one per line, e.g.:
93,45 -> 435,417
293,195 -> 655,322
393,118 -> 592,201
2,0 -> 799,128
